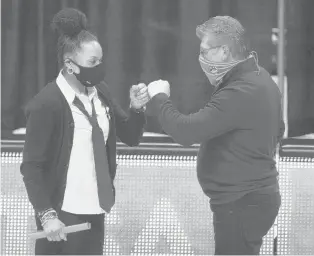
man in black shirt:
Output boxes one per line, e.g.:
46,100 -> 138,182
146,16 -> 284,255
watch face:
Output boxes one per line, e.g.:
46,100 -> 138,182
135,106 -> 145,113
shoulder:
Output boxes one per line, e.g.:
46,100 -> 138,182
96,81 -> 111,96
239,66 -> 276,89
96,81 -> 115,107
211,81 -> 256,111
25,81 -> 62,114
216,80 -> 254,97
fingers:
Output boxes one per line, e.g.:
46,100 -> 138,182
138,96 -> 150,105
47,231 -> 62,242
131,84 -> 148,101
136,89 -> 149,100
47,234 -> 60,242
134,96 -> 150,106
47,230 -> 67,242
131,83 -> 146,93
137,83 -> 146,89
59,229 -> 67,241
132,79 -> 169,101
138,85 -> 148,94
148,80 -> 167,87
130,95 -> 150,109
45,220 -> 67,242
147,80 -> 158,87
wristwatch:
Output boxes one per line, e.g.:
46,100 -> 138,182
134,106 -> 146,113
130,104 -> 146,113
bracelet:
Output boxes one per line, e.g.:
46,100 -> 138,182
134,106 -> 146,113
41,212 -> 58,227
38,208 -> 58,226
37,208 -> 54,218
129,102 -> 146,113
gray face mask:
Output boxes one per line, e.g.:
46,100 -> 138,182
199,55 -> 242,83
199,52 -> 258,84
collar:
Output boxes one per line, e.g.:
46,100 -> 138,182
215,56 -> 260,91
56,71 -> 98,104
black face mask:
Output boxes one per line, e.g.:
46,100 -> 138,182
70,60 -> 105,87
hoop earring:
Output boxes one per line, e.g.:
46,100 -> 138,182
67,68 -> 74,75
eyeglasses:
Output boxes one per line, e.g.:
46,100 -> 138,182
200,46 -> 221,57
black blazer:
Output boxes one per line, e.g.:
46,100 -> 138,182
20,80 -> 145,213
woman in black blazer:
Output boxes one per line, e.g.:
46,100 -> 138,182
20,8 -> 148,255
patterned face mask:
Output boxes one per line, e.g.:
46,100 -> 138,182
196,16 -> 251,84
198,52 -> 258,84
199,55 -> 243,83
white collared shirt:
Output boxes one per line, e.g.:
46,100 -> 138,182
57,72 -> 110,214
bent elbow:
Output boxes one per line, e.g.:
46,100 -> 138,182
172,136 -> 194,147
179,141 -> 194,147
127,141 -> 140,147
123,137 -> 141,147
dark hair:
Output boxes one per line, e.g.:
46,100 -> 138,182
51,8 -> 98,67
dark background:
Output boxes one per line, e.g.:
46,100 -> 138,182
1,0 -> 314,136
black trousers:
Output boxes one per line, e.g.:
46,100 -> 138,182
210,191 -> 281,255
35,211 -> 105,255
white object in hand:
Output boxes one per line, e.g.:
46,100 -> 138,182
29,223 -> 91,240
147,79 -> 170,98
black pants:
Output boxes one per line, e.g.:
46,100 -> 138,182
35,211 -> 105,255
210,191 -> 281,255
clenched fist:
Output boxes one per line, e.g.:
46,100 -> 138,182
43,218 -> 66,242
130,83 -> 150,110
147,80 -> 170,99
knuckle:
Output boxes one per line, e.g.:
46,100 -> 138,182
45,228 -> 51,234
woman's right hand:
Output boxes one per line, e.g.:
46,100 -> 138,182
43,218 -> 67,242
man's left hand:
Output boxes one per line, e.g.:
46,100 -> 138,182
130,83 -> 150,110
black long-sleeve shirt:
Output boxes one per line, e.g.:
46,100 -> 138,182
149,58 -> 285,204
20,81 -> 145,213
